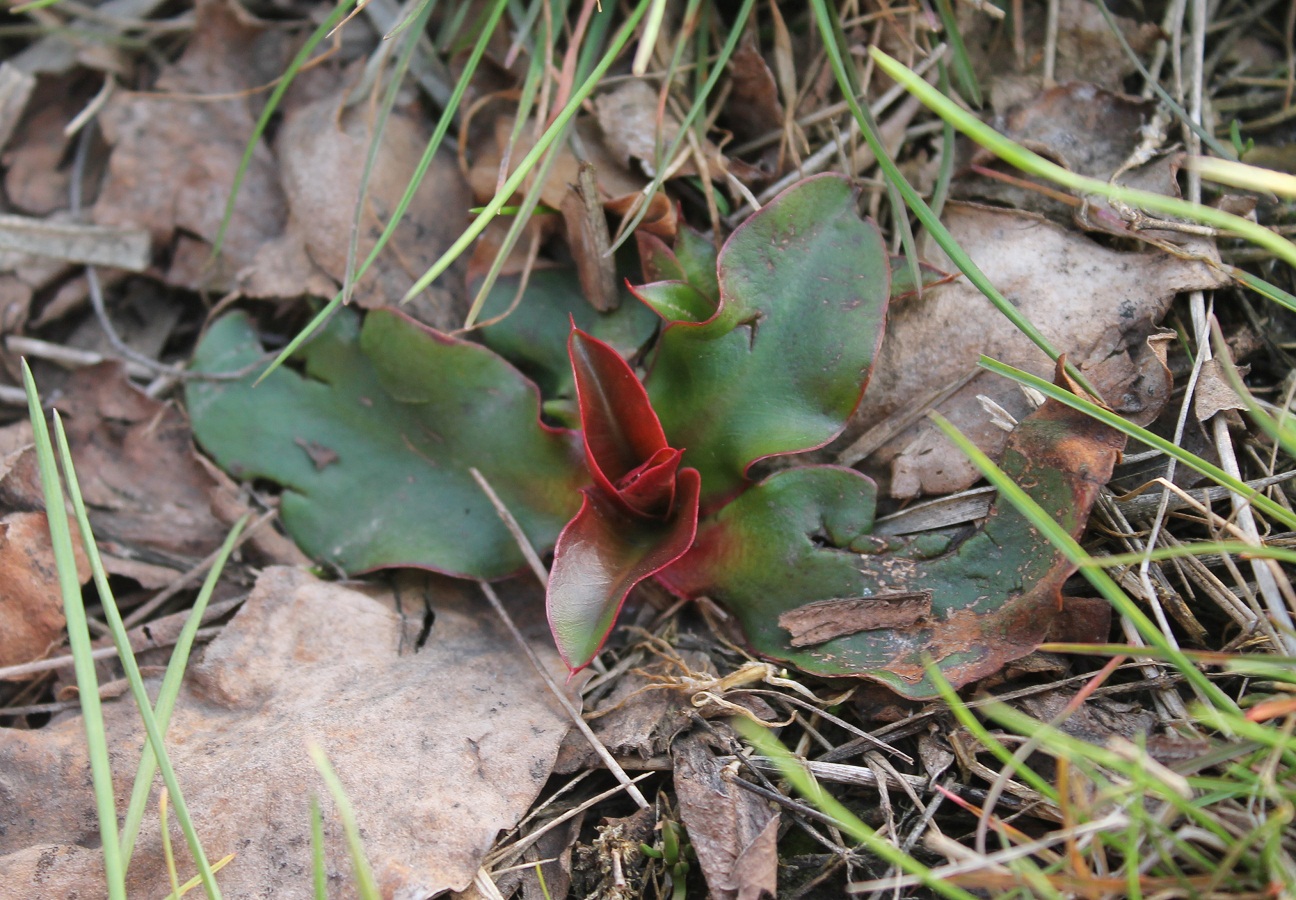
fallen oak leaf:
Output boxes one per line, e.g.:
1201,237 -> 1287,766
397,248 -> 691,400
844,202 -> 1220,499
0,568 -> 575,898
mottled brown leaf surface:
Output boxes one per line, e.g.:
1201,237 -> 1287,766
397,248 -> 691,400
0,567 -> 574,898
779,592 -> 933,646
91,0 -> 288,290
957,0 -> 1160,105
0,444 -> 89,677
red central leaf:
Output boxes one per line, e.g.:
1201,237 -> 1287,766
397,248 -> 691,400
548,327 -> 701,672
569,327 -> 676,518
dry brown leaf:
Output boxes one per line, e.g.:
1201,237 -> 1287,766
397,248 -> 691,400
469,115 -> 644,211
958,0 -> 1159,105
0,510 -> 74,678
594,80 -> 698,179
1,75 -> 89,216
250,86 -> 472,324
843,202 -> 1226,499
553,650 -> 712,773
960,83 -> 1177,228
57,362 -> 231,566
673,731 -> 778,900
0,444 -> 90,678
91,0 -> 288,290
721,39 -> 784,146
0,567 -> 574,898
1193,357 -> 1249,430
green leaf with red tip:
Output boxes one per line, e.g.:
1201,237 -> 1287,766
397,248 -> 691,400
643,175 -> 890,505
548,468 -> 700,670
633,228 -> 721,305
658,392 -> 1124,699
187,308 -> 586,578
672,226 -> 720,302
636,232 -> 689,284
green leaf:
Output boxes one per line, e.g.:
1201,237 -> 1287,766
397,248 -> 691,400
475,267 -> 659,398
659,391 -> 1124,699
644,175 -> 890,505
187,309 -> 585,578
632,281 -> 717,324
670,226 -> 720,303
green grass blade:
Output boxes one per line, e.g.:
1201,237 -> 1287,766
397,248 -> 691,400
928,410 -> 1240,712
807,4 -> 1097,398
977,357 -> 1296,531
924,660 -> 1061,803
22,361 -> 127,900
1190,156 -> 1296,197
52,412 -> 222,900
311,795 -> 328,900
341,0 -> 441,306
928,61 -> 956,223
1096,543 -> 1296,568
401,0 -> 656,303
461,17 -> 565,328
932,0 -> 981,107
868,47 -> 1296,271
120,515 -> 249,863
308,744 -> 381,900
736,719 -> 982,900
212,0 -> 359,262
462,129 -> 568,328
256,0 -> 510,383
1231,267 -> 1296,315
608,0 -> 753,250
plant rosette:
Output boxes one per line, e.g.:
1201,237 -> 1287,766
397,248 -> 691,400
190,174 -> 1122,699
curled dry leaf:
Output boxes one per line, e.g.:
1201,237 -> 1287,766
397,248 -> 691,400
91,0 -> 289,290
247,87 -> 471,327
673,730 -> 779,900
58,362 -> 231,568
843,202 -> 1224,499
724,40 -> 784,141
0,444 -> 90,677
0,567 -> 574,898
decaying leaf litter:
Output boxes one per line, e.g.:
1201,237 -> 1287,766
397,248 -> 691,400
1,0 -> 1295,897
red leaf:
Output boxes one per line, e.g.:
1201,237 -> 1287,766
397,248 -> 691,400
547,468 -> 701,671
569,326 -> 675,517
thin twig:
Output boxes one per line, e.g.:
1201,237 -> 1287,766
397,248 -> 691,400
477,581 -> 650,811
468,467 -> 550,586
